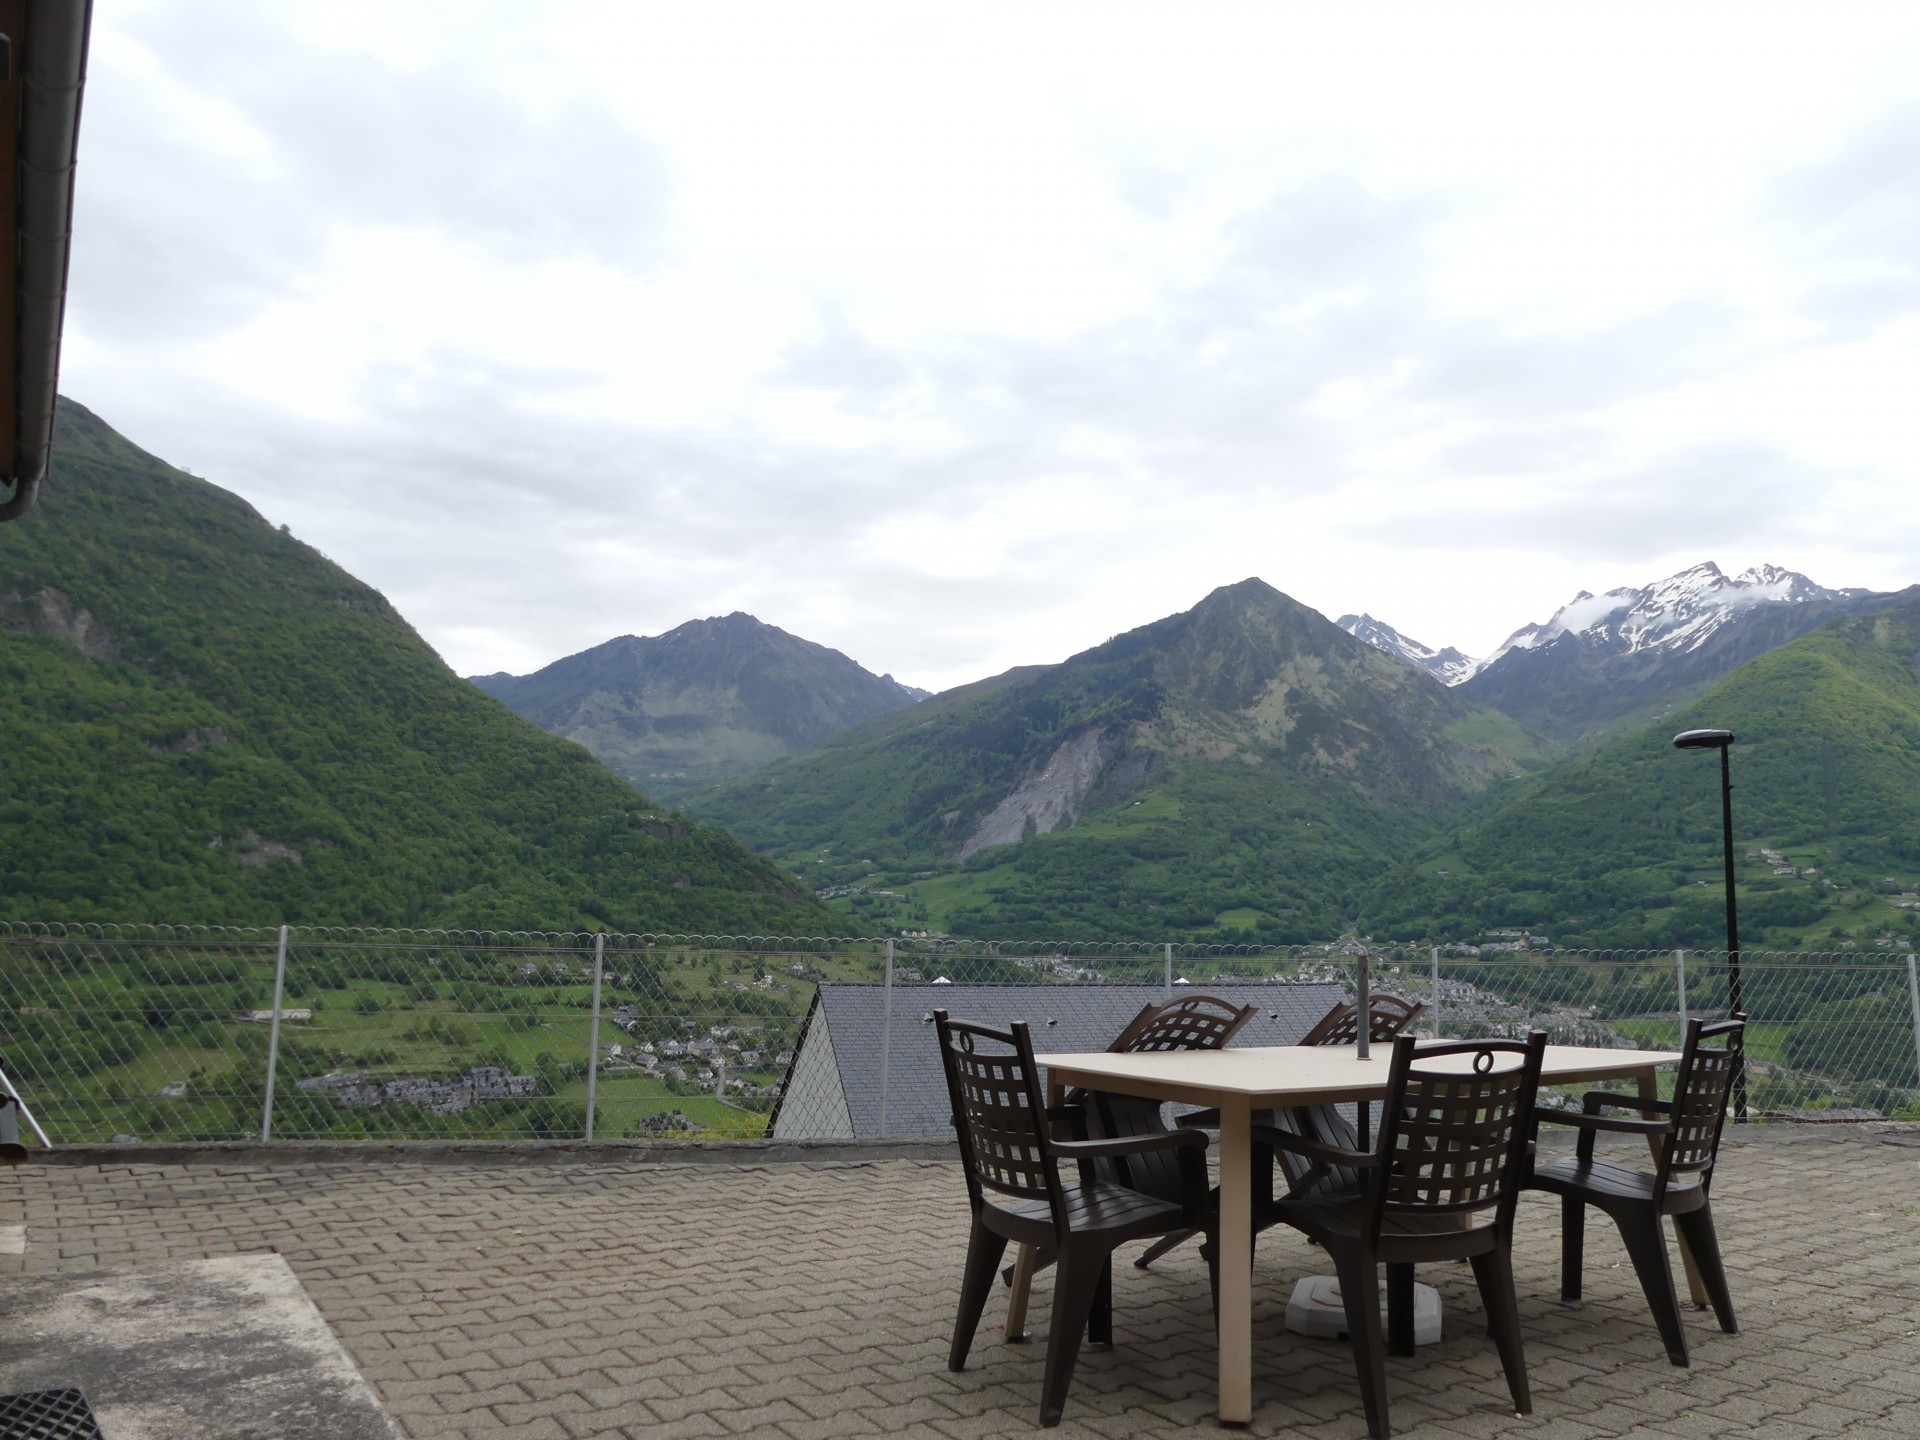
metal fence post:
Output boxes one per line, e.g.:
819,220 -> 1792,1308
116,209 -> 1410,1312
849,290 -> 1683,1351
260,925 -> 290,1143
1675,949 -> 1688,1034
1164,942 -> 1173,1000
1428,946 -> 1441,1039
585,933 -> 605,1141
880,939 -> 894,1140
0,1060 -> 50,1148
1356,952 -> 1371,1061
1907,954 -> 1920,1090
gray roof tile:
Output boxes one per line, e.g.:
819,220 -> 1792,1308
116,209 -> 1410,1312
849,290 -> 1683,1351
792,981 -> 1353,1140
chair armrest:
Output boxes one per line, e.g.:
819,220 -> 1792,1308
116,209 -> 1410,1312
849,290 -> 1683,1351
1174,1107 -> 1221,1129
1538,1103 -> 1669,1164
1251,1122 -> 1377,1170
1045,1104 -> 1088,1142
1584,1090 -> 1671,1115
1052,1128 -> 1209,1162
1535,1108 -> 1668,1137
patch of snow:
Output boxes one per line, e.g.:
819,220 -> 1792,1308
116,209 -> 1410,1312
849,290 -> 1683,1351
1337,614 -> 1480,685
1475,560 -> 1858,674
1545,590 -> 1637,639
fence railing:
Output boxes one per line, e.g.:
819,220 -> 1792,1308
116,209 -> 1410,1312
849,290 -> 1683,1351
2,923 -> 1917,1145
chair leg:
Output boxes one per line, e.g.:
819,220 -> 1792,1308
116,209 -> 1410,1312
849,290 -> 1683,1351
1469,1247 -> 1532,1416
1205,1232 -> 1220,1320
1135,1227 -> 1196,1269
1386,1263 -> 1416,1357
1087,1257 -> 1114,1347
1672,1203 -> 1738,1335
1039,1244 -> 1106,1427
1615,1209 -> 1690,1367
1329,1245 -> 1391,1440
1198,1218 -> 1244,1323
1560,1195 -> 1585,1302
1004,1242 -> 1036,1344
951,1217 -> 1009,1372
1004,1241 -> 1057,1286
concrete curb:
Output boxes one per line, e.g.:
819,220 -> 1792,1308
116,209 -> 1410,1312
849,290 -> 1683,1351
12,1120 -> 1918,1168
11,1137 -> 960,1168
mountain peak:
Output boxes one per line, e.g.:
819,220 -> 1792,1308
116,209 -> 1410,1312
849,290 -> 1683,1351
469,612 -> 921,798
1479,561 -> 1850,672
1193,576 -> 1286,612
1461,560 -> 1899,735
1336,614 -> 1477,686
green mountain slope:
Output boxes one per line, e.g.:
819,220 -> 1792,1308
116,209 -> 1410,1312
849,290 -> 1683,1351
470,612 -> 924,800
685,579 -> 1547,941
0,400 -> 853,934
1363,589 -> 1920,950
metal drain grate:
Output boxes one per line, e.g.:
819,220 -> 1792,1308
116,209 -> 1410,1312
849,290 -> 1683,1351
0,1389 -> 105,1440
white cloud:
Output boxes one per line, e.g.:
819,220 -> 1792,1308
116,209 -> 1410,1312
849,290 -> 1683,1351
55,1 -> 1920,687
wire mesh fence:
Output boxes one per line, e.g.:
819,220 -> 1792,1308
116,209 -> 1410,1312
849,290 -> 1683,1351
2,923 -> 1916,1146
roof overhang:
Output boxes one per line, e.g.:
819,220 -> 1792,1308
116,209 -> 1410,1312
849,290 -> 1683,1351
0,0 -> 92,524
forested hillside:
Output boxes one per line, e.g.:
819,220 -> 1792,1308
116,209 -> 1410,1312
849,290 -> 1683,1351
1364,590 -> 1920,950
0,400 -> 854,934
687,580 -> 1546,941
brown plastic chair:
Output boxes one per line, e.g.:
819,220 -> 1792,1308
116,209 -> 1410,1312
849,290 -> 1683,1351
934,1010 -> 1215,1427
1003,994 -> 1256,1322
1297,992 -> 1428,1048
1274,993 -> 1429,1180
1136,993 -> 1427,1270
1079,994 -> 1259,1194
1260,1031 -> 1548,1440
1527,1014 -> 1744,1366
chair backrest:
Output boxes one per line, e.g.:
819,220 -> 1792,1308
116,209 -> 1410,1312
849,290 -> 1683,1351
1078,995 -> 1255,1199
1108,994 -> 1259,1054
932,1010 -> 1064,1230
1366,1031 -> 1546,1239
1299,993 -> 1428,1048
1655,1013 -> 1745,1202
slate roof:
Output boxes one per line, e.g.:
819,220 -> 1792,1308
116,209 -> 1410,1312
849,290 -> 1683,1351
771,981 -> 1351,1141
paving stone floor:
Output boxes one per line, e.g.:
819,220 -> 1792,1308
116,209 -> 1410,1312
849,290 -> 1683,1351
3,1127 -> 1918,1440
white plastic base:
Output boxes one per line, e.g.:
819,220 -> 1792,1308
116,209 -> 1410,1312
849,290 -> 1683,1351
1284,1274 -> 1443,1347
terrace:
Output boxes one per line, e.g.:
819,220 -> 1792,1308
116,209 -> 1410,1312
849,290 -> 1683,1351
3,1127 -> 1919,1438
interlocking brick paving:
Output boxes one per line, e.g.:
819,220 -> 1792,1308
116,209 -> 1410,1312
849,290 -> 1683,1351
2,1128 -> 1917,1439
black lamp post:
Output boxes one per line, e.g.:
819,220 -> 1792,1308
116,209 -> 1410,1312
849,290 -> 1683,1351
1672,727 -> 1747,1121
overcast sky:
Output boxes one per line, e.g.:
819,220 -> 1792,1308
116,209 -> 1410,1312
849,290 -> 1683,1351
58,1 -> 1920,692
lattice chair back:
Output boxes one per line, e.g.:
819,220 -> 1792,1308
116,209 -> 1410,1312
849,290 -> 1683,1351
1082,995 -> 1257,1198
1299,993 -> 1428,1048
1109,994 -> 1259,1055
933,1011 -> 1065,1230
1368,1031 -> 1546,1238
1657,1013 -> 1745,1204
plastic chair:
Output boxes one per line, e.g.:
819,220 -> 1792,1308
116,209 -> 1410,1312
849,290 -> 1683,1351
934,1010 -> 1215,1427
1527,1014 -> 1744,1365
1260,1031 -> 1548,1440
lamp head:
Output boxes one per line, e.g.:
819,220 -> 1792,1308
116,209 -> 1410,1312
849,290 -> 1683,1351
1672,728 -> 1736,750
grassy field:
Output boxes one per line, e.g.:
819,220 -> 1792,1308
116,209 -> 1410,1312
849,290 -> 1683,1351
1608,1016 -> 1793,1065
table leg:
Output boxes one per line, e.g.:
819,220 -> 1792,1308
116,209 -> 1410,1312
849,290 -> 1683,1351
1637,1068 -> 1709,1309
1217,1098 -> 1253,1426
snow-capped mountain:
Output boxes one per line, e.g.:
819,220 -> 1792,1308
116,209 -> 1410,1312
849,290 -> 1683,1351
1336,614 -> 1478,685
1459,562 -> 1897,737
1476,563 -> 1873,673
